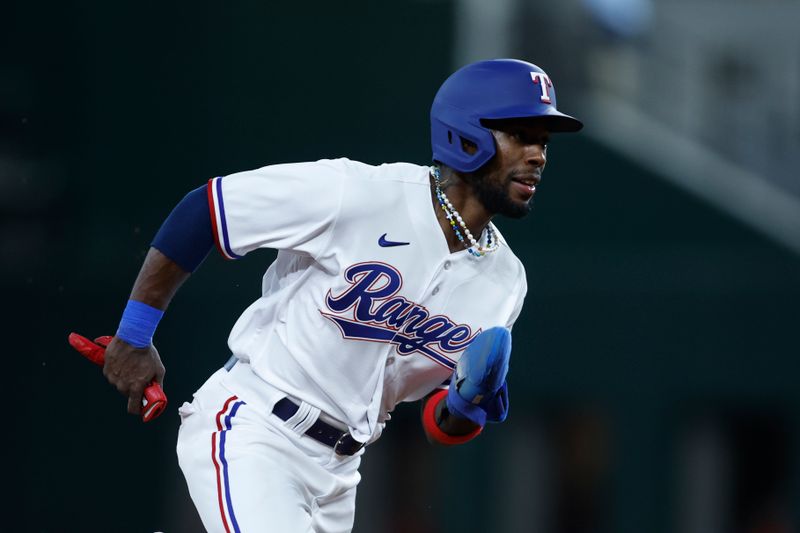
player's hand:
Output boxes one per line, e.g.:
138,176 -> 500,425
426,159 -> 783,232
102,336 -> 166,417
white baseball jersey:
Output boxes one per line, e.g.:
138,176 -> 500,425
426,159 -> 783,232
206,158 -> 527,443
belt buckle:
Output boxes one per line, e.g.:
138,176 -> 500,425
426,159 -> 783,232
334,433 -> 365,456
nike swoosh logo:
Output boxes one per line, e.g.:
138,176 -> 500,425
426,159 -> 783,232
378,233 -> 410,247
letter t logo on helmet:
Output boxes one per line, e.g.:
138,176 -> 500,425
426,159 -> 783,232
530,72 -> 553,103
430,59 -> 583,173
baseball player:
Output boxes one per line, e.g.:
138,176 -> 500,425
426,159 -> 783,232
92,59 -> 582,532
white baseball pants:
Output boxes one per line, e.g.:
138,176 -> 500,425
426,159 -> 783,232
176,364 -> 362,533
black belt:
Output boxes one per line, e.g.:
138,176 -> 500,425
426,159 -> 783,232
272,398 -> 365,456
224,356 -> 364,456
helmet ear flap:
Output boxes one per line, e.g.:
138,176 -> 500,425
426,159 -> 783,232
431,114 -> 496,173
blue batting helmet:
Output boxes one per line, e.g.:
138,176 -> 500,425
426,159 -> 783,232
430,59 -> 583,173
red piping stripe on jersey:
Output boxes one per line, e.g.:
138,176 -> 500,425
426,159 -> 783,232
208,177 -> 244,260
207,178 -> 228,259
211,177 -> 243,260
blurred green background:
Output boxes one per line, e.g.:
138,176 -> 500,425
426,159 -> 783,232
4,1 -> 799,532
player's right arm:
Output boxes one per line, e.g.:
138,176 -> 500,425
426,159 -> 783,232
103,183 -> 212,417
103,248 -> 191,416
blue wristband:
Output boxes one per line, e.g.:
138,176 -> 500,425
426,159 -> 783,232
116,299 -> 164,348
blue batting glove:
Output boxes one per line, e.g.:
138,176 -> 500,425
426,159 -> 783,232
446,327 -> 511,426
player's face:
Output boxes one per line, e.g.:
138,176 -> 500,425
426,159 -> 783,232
467,119 -> 550,218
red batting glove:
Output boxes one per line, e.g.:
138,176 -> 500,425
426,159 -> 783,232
68,332 -> 168,422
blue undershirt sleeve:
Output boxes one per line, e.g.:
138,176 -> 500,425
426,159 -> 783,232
151,185 -> 214,272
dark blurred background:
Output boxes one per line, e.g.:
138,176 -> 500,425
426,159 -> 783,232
4,1 -> 799,532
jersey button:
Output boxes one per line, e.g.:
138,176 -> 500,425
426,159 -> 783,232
443,261 -> 452,270
432,286 -> 440,295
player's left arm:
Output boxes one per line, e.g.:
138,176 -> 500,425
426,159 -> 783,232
421,326 -> 511,446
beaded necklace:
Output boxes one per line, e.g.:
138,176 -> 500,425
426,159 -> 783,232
431,166 -> 500,257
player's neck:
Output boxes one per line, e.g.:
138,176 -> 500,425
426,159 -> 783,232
430,172 -> 492,254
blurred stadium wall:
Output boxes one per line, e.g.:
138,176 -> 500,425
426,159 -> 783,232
3,1 -> 799,532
